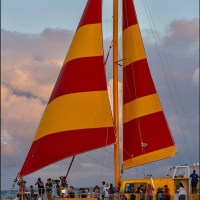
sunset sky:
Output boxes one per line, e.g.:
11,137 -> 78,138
1,0 -> 199,190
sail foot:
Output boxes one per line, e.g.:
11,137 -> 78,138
123,145 -> 176,169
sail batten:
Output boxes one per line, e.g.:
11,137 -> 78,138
19,0 -> 115,177
122,0 -> 176,169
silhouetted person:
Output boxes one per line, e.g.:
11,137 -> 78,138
190,169 -> 199,193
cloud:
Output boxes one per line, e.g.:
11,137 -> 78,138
1,28 -> 73,102
1,129 -> 13,145
192,67 -> 199,87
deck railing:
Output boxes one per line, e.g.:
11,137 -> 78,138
2,187 -> 199,200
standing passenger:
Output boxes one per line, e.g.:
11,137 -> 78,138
102,181 -> 106,200
92,186 -> 100,200
163,185 -> 170,200
177,183 -> 186,200
103,183 -> 110,200
68,186 -> 76,198
55,180 -> 61,197
35,178 -> 45,200
46,178 -> 53,200
147,184 -> 154,200
156,188 -> 164,200
130,185 -> 136,200
190,169 -> 200,194
17,178 -> 27,200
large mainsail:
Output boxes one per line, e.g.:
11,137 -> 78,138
19,0 -> 115,177
122,0 -> 176,169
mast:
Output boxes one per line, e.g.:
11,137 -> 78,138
113,0 -> 121,187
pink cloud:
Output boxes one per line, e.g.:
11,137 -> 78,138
168,19 -> 199,40
2,143 -> 19,157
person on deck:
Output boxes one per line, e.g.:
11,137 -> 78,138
59,176 -> 69,198
54,179 -> 61,197
129,185 -> 136,200
102,181 -> 106,200
156,188 -> 164,200
163,185 -> 170,200
104,183 -> 110,200
46,178 -> 53,200
92,186 -> 100,200
17,178 -> 28,200
147,184 -> 154,200
190,169 -> 200,194
68,186 -> 76,198
177,182 -> 186,200
29,185 -> 37,200
35,178 -> 45,200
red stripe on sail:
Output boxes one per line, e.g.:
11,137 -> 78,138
123,0 -> 138,30
78,0 -> 102,28
123,112 -> 175,161
123,59 -> 156,104
19,127 -> 115,177
49,56 -> 107,103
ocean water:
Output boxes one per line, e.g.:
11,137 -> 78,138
1,190 -> 9,200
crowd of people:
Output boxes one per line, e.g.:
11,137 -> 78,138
14,170 -> 199,200
15,177 -> 123,200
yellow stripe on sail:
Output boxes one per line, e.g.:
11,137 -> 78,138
123,146 -> 176,169
34,91 -> 113,141
123,93 -> 162,123
63,24 -> 103,65
123,24 -> 146,67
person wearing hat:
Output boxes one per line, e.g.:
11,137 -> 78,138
163,185 -> 170,200
190,169 -> 200,193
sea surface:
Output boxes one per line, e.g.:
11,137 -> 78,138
1,190 -> 10,200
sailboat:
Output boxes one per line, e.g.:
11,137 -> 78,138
9,0 -> 198,200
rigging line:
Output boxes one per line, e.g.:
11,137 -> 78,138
143,0 -> 194,164
141,164 -> 146,178
100,150 -> 109,184
143,1 -> 191,164
143,0 -> 195,151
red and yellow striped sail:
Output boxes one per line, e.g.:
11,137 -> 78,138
19,0 -> 115,177
122,0 -> 176,169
